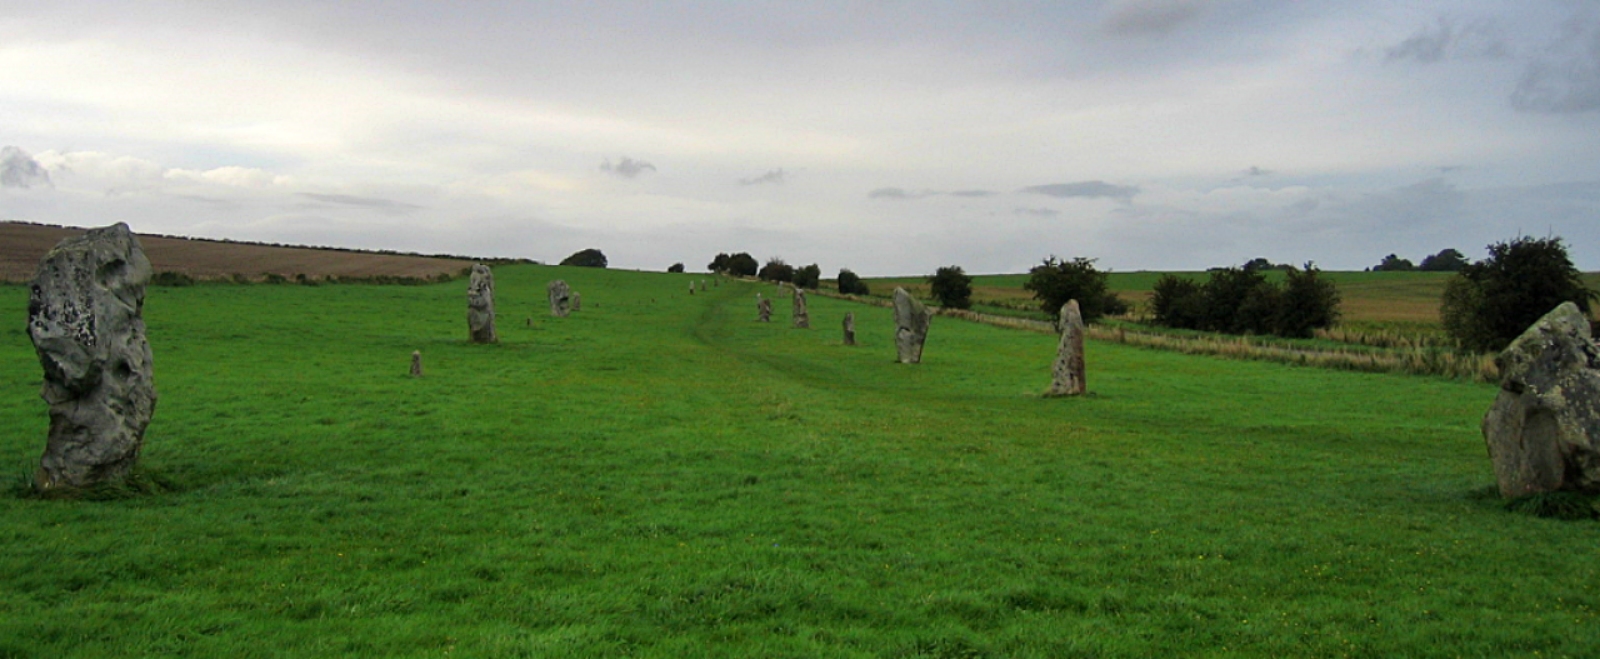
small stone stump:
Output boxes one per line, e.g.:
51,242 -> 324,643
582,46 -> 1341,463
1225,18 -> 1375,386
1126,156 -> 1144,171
548,280 -> 572,317
893,287 -> 931,364
572,291 -> 582,312
843,312 -> 856,345
793,288 -> 810,329
699,280 -> 707,292
466,263 -> 497,343
410,350 -> 423,377
1045,300 -> 1086,397
758,297 -> 773,322
1482,302 -> 1600,497
27,223 -> 157,491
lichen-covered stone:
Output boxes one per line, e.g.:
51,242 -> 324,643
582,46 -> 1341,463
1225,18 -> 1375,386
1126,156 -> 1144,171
27,223 -> 156,491
758,297 -> 772,322
843,312 -> 856,346
410,350 -> 423,377
893,287 -> 931,364
466,264 -> 497,343
549,280 -> 572,317
1046,300 -> 1086,397
792,289 -> 810,329
1482,302 -> 1600,497
572,291 -> 581,311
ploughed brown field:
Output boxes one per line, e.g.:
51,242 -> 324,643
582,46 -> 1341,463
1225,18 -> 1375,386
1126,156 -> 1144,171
1,222 -> 475,282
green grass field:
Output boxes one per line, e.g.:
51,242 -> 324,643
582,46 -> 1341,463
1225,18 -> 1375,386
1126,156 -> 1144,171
3,266 -> 1597,657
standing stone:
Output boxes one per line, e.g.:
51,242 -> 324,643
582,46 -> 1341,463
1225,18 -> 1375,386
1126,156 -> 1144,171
27,223 -> 157,491
572,291 -> 581,312
410,350 -> 423,377
699,280 -> 707,292
1482,302 -> 1600,497
689,282 -> 695,295
466,264 -> 497,343
792,288 -> 810,329
1046,300 -> 1087,397
548,280 -> 572,317
893,287 -> 931,364
843,312 -> 856,346
758,298 -> 773,322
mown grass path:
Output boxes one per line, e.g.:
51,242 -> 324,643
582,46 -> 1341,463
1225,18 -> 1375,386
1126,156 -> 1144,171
1,265 -> 1596,657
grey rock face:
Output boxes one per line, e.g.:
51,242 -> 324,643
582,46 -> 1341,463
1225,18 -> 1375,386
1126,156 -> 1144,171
549,280 -> 572,317
1482,302 -> 1600,497
466,264 -> 497,343
27,223 -> 157,491
792,289 -> 810,329
893,287 -> 931,364
843,312 -> 856,346
1046,300 -> 1087,396
758,297 -> 773,322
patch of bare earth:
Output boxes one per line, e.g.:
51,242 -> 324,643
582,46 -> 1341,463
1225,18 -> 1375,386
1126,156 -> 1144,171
1,222 -> 477,282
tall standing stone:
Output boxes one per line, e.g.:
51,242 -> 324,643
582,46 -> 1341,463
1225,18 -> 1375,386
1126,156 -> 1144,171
410,350 -> 423,377
843,312 -> 856,346
699,280 -> 707,292
792,288 -> 810,329
549,280 -> 572,317
758,297 -> 773,322
1046,300 -> 1087,397
27,223 -> 157,491
466,264 -> 497,343
893,287 -> 931,364
1482,302 -> 1600,497
689,282 -> 695,295
572,291 -> 582,312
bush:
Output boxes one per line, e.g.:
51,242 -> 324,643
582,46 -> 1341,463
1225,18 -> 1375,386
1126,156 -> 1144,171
1275,264 -> 1341,338
758,257 -> 795,283
150,271 -> 196,287
721,253 -> 758,277
1023,257 -> 1126,323
1442,236 -> 1596,353
1149,275 -> 1204,329
1150,263 -> 1340,338
837,269 -> 870,296
928,266 -> 973,309
560,248 -> 608,268
794,263 -> 821,290
667,263 -> 685,273
708,253 -> 729,272
1372,254 -> 1415,272
1418,248 -> 1467,272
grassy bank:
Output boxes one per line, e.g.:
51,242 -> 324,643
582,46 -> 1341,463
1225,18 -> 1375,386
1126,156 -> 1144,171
2,268 -> 1595,657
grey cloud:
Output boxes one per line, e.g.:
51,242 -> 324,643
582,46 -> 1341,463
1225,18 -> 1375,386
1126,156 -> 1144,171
1014,207 -> 1060,217
950,189 -> 998,197
1,146 -> 52,189
1385,17 -> 1510,64
1101,0 -> 1204,37
601,156 -> 657,178
738,168 -> 786,186
1019,181 -> 1139,201
867,187 -> 938,200
1511,15 -> 1600,113
1245,166 -> 1271,177
298,193 -> 424,214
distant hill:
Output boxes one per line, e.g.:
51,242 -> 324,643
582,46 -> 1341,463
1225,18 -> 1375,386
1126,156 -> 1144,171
0,222 -> 501,282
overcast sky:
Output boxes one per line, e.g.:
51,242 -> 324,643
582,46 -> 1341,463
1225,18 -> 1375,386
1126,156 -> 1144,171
3,0 -> 1598,275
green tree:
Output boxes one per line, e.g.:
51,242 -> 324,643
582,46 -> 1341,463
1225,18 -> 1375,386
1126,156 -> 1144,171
928,265 -> 973,309
837,269 -> 870,296
707,253 -> 730,272
793,263 -> 822,290
1149,274 -> 1205,329
1274,263 -> 1341,338
1418,248 -> 1467,272
758,257 -> 795,283
725,253 -> 758,277
1372,254 -> 1414,272
1023,256 -> 1126,323
667,262 -> 685,273
1442,237 -> 1596,352
560,248 -> 608,268
1199,266 -> 1269,334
